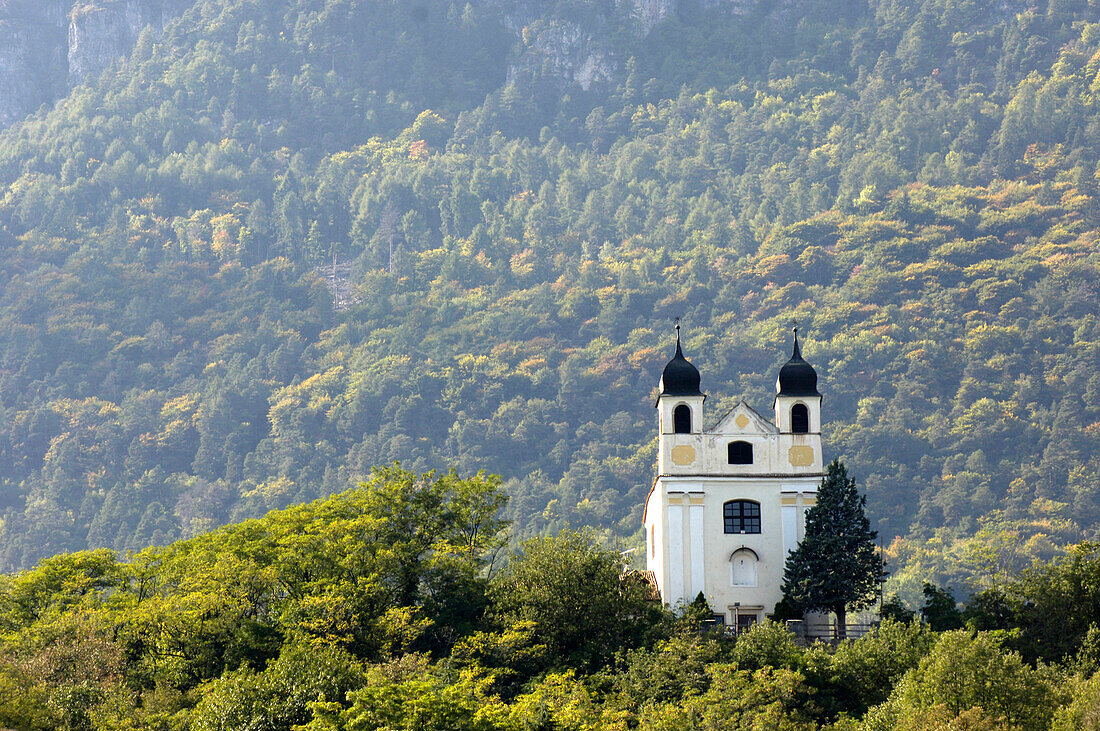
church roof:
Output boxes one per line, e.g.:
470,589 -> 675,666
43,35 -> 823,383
776,330 -> 820,397
659,326 -> 702,397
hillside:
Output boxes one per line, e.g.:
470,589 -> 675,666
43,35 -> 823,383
0,0 -> 1098,579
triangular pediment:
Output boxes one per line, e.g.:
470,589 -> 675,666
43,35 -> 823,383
709,401 -> 778,435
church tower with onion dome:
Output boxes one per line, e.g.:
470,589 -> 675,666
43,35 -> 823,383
643,327 -> 826,632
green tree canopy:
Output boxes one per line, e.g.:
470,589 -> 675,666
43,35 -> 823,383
489,530 -> 667,672
1007,542 -> 1100,663
863,630 -> 1060,730
781,459 -> 884,635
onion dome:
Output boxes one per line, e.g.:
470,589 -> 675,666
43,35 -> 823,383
776,329 -> 820,397
660,325 -> 702,396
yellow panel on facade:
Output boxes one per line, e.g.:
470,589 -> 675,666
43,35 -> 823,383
734,414 -> 750,428
671,445 -> 696,466
788,445 -> 814,467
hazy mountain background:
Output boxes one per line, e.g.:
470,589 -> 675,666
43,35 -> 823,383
0,0 -> 1097,592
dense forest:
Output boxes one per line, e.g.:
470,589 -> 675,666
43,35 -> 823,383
0,0 -> 1098,605
1,466 -> 1099,728
2,1 -> 1100,723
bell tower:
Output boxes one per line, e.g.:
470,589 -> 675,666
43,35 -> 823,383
774,328 -> 822,436
655,323 -> 706,474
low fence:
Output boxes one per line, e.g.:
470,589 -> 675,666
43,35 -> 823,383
696,616 -> 879,643
786,619 -> 877,643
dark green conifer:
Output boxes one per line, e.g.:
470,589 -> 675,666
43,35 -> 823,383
781,459 -> 884,637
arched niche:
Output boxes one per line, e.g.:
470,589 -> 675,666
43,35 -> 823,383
730,547 -> 759,587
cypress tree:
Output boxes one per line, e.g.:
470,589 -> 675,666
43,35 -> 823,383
781,459 -> 884,637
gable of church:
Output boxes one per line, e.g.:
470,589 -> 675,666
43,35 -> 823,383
709,401 -> 778,436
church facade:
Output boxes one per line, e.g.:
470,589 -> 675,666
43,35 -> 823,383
643,329 -> 825,632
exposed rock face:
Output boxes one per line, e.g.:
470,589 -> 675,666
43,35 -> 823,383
0,0 -> 784,128
0,0 -> 69,127
0,0 -> 191,129
505,0 -> 778,91
510,21 -> 615,92
627,0 -> 677,34
625,0 -> 762,34
69,0 -> 191,85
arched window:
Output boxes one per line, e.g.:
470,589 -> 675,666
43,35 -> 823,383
723,500 -> 761,534
728,441 -> 753,464
730,548 -> 759,587
791,403 -> 809,433
673,404 -> 692,434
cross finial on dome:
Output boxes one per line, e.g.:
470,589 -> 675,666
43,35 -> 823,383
659,316 -> 701,398
777,324 -> 819,396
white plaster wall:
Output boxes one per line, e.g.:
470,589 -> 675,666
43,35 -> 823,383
649,393 -> 826,620
689,498 -> 705,599
667,495 -> 685,606
659,431 -> 822,476
657,395 -> 705,436
650,475 -> 820,620
782,504 -> 798,557
644,488 -> 664,592
774,395 -> 822,433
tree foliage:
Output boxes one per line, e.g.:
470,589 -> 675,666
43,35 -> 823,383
782,460 -> 884,630
863,630 -> 1062,731
0,0 -> 1099,726
489,529 -> 667,672
0,500 -> 1096,727
0,14 -> 1096,728
0,0 -> 1097,578
1006,542 -> 1100,663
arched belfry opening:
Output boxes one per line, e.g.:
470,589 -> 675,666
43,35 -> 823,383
673,404 -> 692,433
791,403 -> 809,433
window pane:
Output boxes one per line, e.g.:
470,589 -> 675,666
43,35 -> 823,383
723,500 -> 761,534
728,441 -> 753,464
791,404 -> 809,433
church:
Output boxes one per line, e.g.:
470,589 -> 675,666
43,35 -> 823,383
643,327 -> 825,632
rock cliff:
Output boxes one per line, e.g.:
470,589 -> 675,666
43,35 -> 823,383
509,20 -> 616,92
501,0 -> 773,92
0,0 -> 823,129
0,0 -> 191,128
0,0 -> 69,127
69,0 -> 191,85
626,0 -> 765,33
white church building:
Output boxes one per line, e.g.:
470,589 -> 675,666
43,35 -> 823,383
643,328 -> 825,632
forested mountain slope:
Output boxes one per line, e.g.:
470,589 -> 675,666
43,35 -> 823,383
0,0 -> 1098,575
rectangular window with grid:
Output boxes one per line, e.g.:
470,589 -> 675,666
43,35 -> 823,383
724,500 -> 761,534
